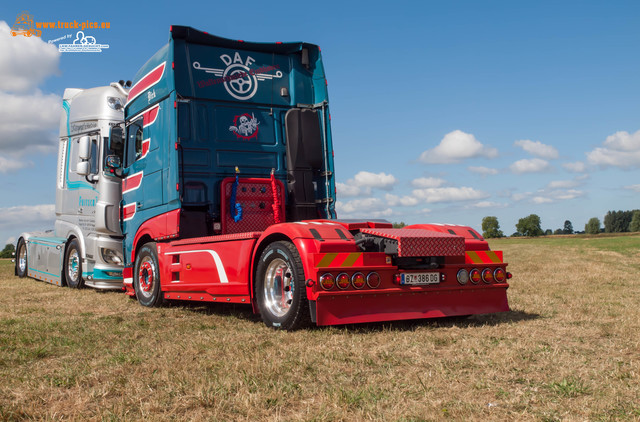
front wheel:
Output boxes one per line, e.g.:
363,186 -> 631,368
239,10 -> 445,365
255,241 -> 311,330
15,238 -> 27,278
64,239 -> 84,288
134,242 -> 164,307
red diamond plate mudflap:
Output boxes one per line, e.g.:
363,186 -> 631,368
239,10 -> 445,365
359,228 -> 465,257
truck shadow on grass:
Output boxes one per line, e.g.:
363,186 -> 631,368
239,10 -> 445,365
164,299 -> 539,332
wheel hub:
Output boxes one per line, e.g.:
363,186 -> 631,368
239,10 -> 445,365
263,258 -> 294,318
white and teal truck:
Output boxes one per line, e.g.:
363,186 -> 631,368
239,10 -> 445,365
14,82 -> 129,289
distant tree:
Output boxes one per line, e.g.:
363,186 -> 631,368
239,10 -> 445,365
563,220 -> 574,235
511,232 -> 522,237
604,210 -> 635,233
630,211 -> 640,232
482,216 -> 504,238
554,228 -> 564,235
585,217 -> 601,235
0,244 -> 15,258
392,221 -> 406,228
544,229 -> 552,236
516,214 -> 543,237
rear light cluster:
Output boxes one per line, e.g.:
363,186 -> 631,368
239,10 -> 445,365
319,272 -> 380,290
457,268 -> 508,285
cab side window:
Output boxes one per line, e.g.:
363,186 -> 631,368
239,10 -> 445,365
125,118 -> 143,167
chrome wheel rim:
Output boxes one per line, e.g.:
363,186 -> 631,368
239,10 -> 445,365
67,248 -> 79,282
263,258 -> 294,317
138,256 -> 156,299
18,244 -> 26,273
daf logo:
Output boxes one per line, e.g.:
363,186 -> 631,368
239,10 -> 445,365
193,51 -> 283,101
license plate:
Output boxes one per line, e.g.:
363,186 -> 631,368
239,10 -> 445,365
401,272 -> 440,285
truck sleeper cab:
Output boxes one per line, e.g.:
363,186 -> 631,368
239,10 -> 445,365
15,83 -> 127,289
115,26 -> 510,329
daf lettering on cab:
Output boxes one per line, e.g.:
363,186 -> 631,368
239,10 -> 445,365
15,82 -> 130,289
109,26 -> 511,329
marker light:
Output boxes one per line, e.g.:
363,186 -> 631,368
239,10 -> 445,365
336,273 -> 350,289
367,272 -> 381,288
351,272 -> 366,289
320,273 -> 334,290
470,269 -> 481,284
457,269 -> 469,285
482,268 -> 494,284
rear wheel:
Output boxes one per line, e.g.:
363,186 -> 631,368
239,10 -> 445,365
64,239 -> 84,288
256,241 -> 310,330
16,239 -> 27,278
134,242 -> 164,307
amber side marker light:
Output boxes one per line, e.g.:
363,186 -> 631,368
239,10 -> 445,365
336,273 -> 350,289
320,273 -> 335,290
352,272 -> 366,289
482,268 -> 494,284
469,269 -> 481,284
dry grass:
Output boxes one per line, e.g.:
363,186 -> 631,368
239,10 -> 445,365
1,235 -> 640,421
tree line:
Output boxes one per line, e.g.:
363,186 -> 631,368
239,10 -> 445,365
481,209 -> 640,238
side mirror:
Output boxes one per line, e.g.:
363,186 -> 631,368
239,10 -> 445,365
78,136 -> 91,160
106,155 -> 121,169
77,161 -> 90,176
109,126 -> 124,152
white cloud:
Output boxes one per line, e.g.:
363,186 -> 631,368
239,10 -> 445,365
384,193 -> 420,207
511,192 -> 531,202
335,198 -> 394,219
338,171 -> 397,197
531,189 -> 584,204
509,158 -> 551,174
624,184 -> 640,192
419,130 -> 498,164
547,179 -> 580,189
0,21 -> 60,93
0,155 -> 33,173
0,204 -> 55,232
514,140 -> 559,159
336,182 -> 362,197
412,187 -> 488,203
0,90 -> 61,154
353,171 -> 396,190
410,177 -> 446,188
586,130 -> 640,169
468,166 -> 499,176
562,161 -> 587,173
0,21 -> 62,168
470,201 -> 508,208
532,196 -> 553,204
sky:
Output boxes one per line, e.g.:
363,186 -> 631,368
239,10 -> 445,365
1,0 -> 639,246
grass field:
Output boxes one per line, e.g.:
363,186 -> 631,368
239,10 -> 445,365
1,235 -> 640,421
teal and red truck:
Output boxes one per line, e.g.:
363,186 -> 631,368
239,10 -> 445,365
108,26 -> 510,329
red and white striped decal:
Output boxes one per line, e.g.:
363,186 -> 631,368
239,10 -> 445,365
123,203 -> 136,221
143,104 -> 160,128
122,171 -> 143,194
126,62 -> 166,105
140,139 -> 150,159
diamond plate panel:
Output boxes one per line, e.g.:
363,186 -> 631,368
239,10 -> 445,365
360,228 -> 464,257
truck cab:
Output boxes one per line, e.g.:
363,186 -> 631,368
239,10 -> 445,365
15,83 -> 128,289
113,26 -> 510,329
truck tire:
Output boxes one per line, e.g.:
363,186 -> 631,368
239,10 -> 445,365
15,238 -> 28,278
134,242 -> 164,307
64,238 -> 84,288
255,241 -> 311,330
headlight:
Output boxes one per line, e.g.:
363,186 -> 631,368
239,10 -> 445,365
107,96 -> 123,111
101,248 -> 123,265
